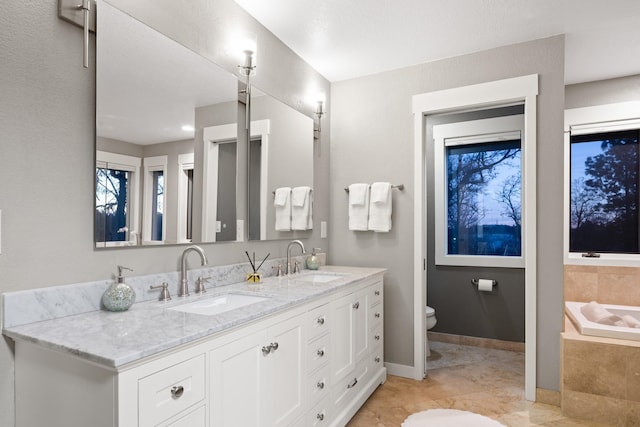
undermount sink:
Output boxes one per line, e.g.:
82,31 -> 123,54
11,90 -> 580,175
169,293 -> 270,316
294,272 -> 348,283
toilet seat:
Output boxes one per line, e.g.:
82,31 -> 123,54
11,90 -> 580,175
426,306 -> 435,317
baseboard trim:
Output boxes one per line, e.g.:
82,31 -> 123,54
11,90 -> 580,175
384,362 -> 418,379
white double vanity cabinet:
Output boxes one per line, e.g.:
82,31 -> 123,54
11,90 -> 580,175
5,267 -> 385,427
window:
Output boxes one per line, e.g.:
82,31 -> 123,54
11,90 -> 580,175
143,155 -> 167,243
95,151 -> 141,247
177,152 -> 194,243
565,101 -> 640,265
570,129 -> 640,253
434,114 -> 525,267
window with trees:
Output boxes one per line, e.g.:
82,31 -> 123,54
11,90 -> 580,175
570,129 -> 639,254
434,114 -> 525,267
95,151 -> 140,247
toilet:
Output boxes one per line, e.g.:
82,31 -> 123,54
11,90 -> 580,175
425,306 -> 437,356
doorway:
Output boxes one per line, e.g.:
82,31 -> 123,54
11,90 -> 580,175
412,75 -> 538,400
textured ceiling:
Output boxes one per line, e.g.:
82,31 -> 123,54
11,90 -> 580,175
234,0 -> 640,84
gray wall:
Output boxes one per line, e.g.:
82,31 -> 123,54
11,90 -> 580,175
329,36 -> 565,391
566,74 -> 640,109
0,1 -> 329,425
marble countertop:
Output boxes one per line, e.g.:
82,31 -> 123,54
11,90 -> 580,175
3,266 -> 384,369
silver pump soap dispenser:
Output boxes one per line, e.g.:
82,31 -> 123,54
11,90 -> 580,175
102,265 -> 136,312
306,248 -> 321,270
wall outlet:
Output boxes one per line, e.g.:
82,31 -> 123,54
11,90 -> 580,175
321,221 -> 327,239
216,221 -> 222,233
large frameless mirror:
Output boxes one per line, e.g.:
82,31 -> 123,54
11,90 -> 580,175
95,2 -> 239,247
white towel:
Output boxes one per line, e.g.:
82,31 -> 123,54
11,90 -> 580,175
622,315 -> 640,328
580,301 -> 624,326
274,187 -> 291,231
368,182 -> 392,232
348,184 -> 370,231
291,186 -> 312,230
370,181 -> 391,204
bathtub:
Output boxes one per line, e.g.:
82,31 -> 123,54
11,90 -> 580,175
565,301 -> 640,341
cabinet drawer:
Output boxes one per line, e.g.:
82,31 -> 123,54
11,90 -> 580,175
308,363 -> 330,408
332,362 -> 370,412
163,404 -> 206,427
371,343 -> 384,373
139,354 -> 206,426
370,323 -> 383,348
369,282 -> 383,308
307,396 -> 331,427
369,304 -> 383,329
307,304 -> 330,341
307,332 -> 331,374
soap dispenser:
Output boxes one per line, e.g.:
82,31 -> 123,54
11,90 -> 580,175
306,248 -> 321,270
102,265 -> 136,312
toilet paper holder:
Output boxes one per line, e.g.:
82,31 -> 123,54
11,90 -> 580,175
471,279 -> 497,287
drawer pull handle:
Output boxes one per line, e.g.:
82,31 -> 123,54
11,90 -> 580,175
317,349 -> 325,357
270,342 -> 279,351
375,356 -> 381,363
347,377 -> 358,389
316,317 -> 325,325
171,385 -> 184,399
375,312 -> 381,318
375,290 -> 380,296
317,413 -> 325,421
374,334 -> 380,340
262,345 -> 272,355
317,381 -> 325,390
353,302 -> 360,310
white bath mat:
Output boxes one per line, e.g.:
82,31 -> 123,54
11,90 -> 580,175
402,409 -> 506,427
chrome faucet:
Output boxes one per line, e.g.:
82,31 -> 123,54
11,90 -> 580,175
286,240 -> 305,275
179,245 -> 208,297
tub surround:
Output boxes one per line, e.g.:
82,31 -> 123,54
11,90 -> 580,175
562,265 -> 640,423
562,317 -> 640,425
3,259 -> 381,370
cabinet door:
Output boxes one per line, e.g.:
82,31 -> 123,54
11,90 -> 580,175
210,330 -> 268,427
268,316 -> 305,427
331,293 -> 356,381
353,288 -> 370,362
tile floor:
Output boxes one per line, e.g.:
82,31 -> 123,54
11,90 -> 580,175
346,341 -> 609,426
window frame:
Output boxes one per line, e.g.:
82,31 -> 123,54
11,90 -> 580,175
434,114 -> 525,268
142,155 -> 168,244
95,151 -> 141,248
564,101 -> 640,266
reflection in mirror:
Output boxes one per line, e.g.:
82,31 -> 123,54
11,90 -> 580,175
248,88 -> 314,241
96,2 -> 239,248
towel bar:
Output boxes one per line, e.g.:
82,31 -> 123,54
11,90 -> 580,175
344,184 -> 404,192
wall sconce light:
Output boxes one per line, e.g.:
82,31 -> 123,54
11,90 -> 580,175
238,49 -> 256,129
314,99 -> 325,140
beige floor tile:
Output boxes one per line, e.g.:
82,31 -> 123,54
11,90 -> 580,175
347,343 -> 613,427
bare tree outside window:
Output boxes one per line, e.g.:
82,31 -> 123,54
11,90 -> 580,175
446,140 -> 522,256
570,130 -> 639,253
95,167 -> 129,242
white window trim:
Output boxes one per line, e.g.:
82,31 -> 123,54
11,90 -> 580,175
412,74 -> 538,401
177,152 -> 194,244
433,114 -> 525,268
142,155 -> 168,244
564,101 -> 640,267
95,150 -> 141,248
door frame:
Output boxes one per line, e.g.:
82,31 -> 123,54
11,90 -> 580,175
412,74 -> 538,401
